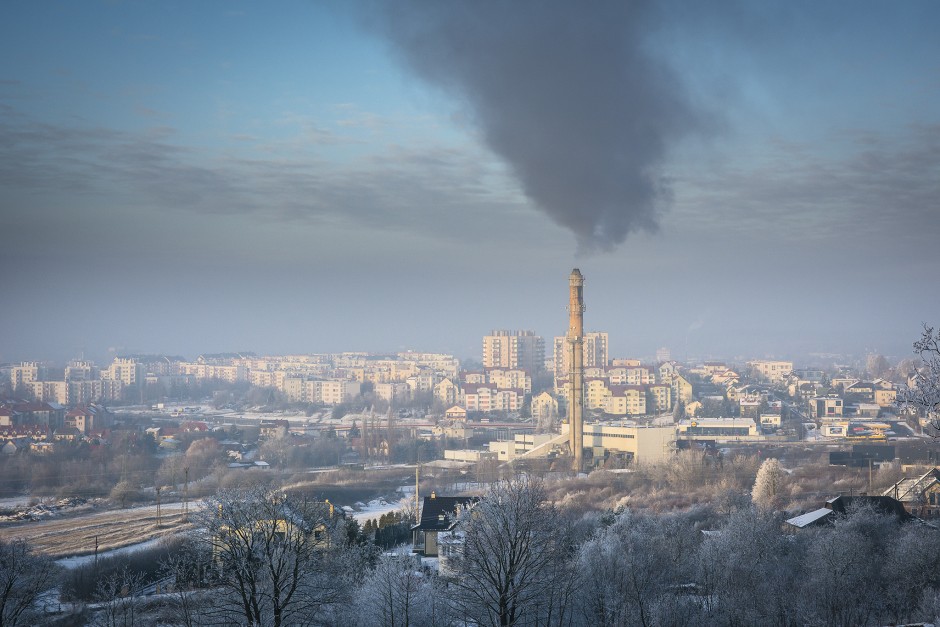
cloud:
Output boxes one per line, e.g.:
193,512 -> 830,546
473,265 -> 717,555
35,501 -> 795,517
670,125 -> 940,247
361,0 -> 710,252
0,105 -> 535,247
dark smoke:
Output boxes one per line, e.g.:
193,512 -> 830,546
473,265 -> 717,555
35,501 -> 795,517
364,0 -> 705,251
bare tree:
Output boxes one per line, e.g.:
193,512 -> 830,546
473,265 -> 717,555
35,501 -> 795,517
157,538 -> 212,627
697,507 -> 803,627
898,324 -> 940,432
354,551 -> 450,627
448,476 -> 570,627
194,486 -> 352,627
0,538 -> 60,627
576,510 -> 700,627
93,567 -> 144,627
881,522 -> 940,625
800,503 -> 897,627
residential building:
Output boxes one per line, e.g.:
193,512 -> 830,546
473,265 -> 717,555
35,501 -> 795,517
530,391 -> 558,422
10,362 -> 40,390
553,331 -> 608,379
26,380 -> 68,405
482,330 -> 544,373
434,378 -> 461,408
486,368 -> 532,394
102,357 -> 143,387
463,384 -> 523,413
811,395 -> 844,419
444,406 -> 468,420
647,384 -> 672,413
883,468 -> 940,518
747,360 -> 793,383
602,385 -> 646,416
375,382 -> 410,404
65,405 -> 109,434
874,387 -> 897,408
412,494 -> 476,557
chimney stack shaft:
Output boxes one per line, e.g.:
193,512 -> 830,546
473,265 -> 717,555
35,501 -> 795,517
567,268 -> 584,471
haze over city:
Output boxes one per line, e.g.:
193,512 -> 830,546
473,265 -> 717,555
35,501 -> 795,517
2,0 -> 939,364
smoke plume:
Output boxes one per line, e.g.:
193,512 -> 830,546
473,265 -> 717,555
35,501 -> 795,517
365,0 -> 704,251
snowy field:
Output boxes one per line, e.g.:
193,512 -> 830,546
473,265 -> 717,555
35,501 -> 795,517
56,537 -> 167,569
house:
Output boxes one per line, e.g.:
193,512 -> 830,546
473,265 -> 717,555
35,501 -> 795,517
845,381 -> 875,402
53,426 -> 82,441
882,468 -> 940,519
65,404 -> 110,434
785,494 -> 911,531
0,402 -> 65,428
444,406 -> 468,421
412,493 -> 476,557
259,420 -> 290,439
1,438 -> 30,455
874,387 -> 897,408
811,395 -> 844,419
0,425 -> 51,442
31,441 -> 56,454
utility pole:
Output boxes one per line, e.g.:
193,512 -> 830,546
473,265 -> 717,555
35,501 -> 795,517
183,466 -> 189,521
156,485 -> 162,528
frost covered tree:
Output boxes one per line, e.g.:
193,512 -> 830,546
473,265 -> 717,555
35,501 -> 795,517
576,510 -> 699,627
354,551 -> 452,627
94,567 -> 145,627
0,538 -> 59,627
193,486 -> 354,627
898,324 -> 940,432
448,476 -> 571,627
697,507 -> 804,626
751,457 -> 787,511
800,502 -> 897,627
880,521 -> 940,625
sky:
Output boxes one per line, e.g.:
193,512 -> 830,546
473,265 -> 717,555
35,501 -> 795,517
1,0 -> 939,366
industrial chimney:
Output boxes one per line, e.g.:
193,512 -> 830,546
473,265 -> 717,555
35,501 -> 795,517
567,268 -> 585,471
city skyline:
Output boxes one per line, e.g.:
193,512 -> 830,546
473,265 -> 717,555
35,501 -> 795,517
2,1 -> 939,364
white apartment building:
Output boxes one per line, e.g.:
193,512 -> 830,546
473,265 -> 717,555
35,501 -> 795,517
10,362 -> 40,389
747,360 -> 793,383
375,382 -> 410,404
463,384 -> 523,412
102,357 -> 143,386
27,381 -> 68,405
486,368 -> 532,394
434,378 -> 461,407
553,332 -> 609,379
277,378 -> 360,405
482,330 -> 544,373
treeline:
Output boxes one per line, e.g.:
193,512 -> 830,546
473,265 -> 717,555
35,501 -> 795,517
0,432 -> 160,498
8,478 -> 940,626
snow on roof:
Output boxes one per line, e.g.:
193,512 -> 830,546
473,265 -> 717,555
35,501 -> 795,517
786,508 -> 833,528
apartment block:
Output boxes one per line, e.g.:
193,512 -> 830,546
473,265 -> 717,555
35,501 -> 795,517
553,332 -> 608,379
747,360 -> 793,383
482,330 -> 544,373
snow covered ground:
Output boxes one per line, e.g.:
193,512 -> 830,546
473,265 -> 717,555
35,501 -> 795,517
0,496 -> 34,509
56,537 -> 167,570
348,493 -> 413,524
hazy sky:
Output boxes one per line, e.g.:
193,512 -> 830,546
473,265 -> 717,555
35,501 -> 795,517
2,1 -> 938,365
